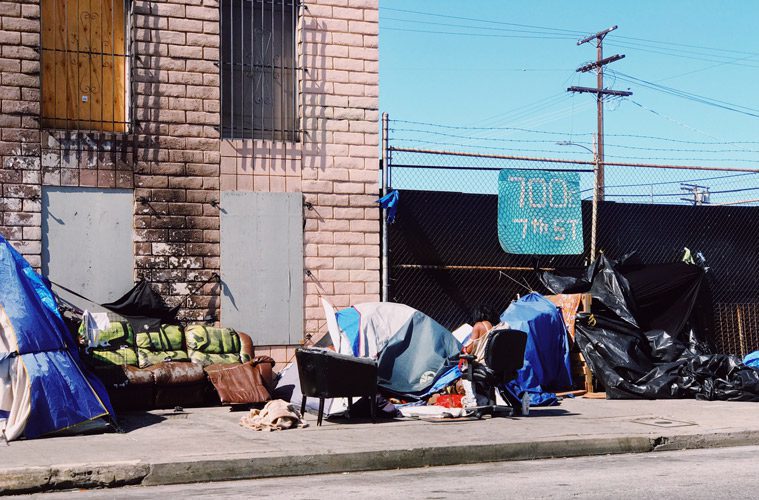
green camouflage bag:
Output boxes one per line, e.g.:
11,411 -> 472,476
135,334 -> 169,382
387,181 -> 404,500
79,321 -> 135,349
185,325 -> 242,366
137,348 -> 190,368
89,346 -> 139,366
136,324 -> 189,368
80,320 -> 139,366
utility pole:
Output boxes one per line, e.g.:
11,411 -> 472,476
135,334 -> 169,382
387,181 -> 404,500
567,25 -> 631,202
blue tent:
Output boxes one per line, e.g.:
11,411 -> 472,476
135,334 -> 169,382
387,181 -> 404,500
500,293 -> 573,406
0,235 -> 114,440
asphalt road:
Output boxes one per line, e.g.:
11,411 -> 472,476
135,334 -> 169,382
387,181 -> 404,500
30,446 -> 759,499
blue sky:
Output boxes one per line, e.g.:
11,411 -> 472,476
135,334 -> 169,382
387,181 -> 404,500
378,2 -> 759,202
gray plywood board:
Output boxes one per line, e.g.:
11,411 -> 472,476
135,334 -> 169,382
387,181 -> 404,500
42,187 -> 134,310
220,192 -> 303,345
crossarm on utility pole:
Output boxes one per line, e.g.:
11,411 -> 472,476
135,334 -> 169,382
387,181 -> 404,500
567,86 -> 633,96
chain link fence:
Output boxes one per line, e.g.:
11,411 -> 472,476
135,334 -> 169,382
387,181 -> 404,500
385,143 -> 759,357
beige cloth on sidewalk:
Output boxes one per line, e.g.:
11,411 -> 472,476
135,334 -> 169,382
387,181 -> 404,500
239,399 -> 308,431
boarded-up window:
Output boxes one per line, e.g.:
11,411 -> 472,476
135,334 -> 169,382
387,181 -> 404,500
41,0 -> 129,132
220,192 -> 304,344
42,187 -> 135,308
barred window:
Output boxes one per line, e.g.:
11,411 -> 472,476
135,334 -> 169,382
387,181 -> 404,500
40,0 -> 130,132
221,0 -> 299,141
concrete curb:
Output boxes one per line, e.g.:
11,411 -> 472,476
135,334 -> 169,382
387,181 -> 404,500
144,436 -> 653,486
653,430 -> 759,452
3,432 -> 759,494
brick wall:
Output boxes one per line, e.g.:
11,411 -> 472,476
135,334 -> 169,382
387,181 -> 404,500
0,0 -> 379,365
0,0 -> 42,267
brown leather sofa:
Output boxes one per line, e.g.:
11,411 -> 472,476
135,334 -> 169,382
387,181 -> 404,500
87,328 -> 275,411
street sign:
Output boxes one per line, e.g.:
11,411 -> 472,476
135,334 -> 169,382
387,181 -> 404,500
497,169 -> 583,255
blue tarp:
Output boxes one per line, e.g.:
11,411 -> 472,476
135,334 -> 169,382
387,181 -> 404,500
0,234 -> 113,439
743,351 -> 759,370
376,190 -> 399,223
500,293 -> 573,406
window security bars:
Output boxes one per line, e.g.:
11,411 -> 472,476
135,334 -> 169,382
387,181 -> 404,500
40,0 -> 131,133
221,0 -> 299,141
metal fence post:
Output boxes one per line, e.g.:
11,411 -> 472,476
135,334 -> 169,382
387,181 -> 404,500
381,112 -> 389,302
590,152 -> 599,262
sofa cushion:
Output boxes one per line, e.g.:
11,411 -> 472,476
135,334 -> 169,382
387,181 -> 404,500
205,362 -> 270,404
185,325 -> 242,366
136,324 -> 190,368
123,365 -> 156,385
147,361 -> 205,385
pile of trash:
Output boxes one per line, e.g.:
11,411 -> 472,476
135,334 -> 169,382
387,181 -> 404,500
274,295 -> 574,421
543,253 -> 759,401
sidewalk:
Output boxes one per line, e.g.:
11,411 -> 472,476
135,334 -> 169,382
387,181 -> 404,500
3,397 -> 759,494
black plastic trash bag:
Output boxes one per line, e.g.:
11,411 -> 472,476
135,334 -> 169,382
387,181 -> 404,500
102,279 -> 180,333
555,252 -> 759,401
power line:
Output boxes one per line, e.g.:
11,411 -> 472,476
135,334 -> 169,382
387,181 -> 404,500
390,127 -> 570,144
609,42 -> 759,68
579,171 -> 758,192
390,137 -> 597,156
382,7 -> 755,60
471,100 -> 595,138
390,138 -> 759,164
391,118 -> 759,146
380,7 -> 586,35
627,100 -> 740,145
469,74 -> 581,134
381,27 -> 576,40
604,185 -> 759,199
391,119 -> 584,135
381,16 -> 582,37
613,36 -> 759,62
603,133 -> 759,145
614,72 -> 759,119
391,128 -> 759,154
617,72 -> 759,113
464,93 -> 573,132
613,34 -> 759,57
602,143 -> 759,154
382,66 -> 573,73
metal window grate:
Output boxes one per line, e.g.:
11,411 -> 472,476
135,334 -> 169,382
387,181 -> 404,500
221,0 -> 299,142
40,0 -> 132,133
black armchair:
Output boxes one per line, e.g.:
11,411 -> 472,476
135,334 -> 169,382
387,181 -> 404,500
295,348 -> 378,426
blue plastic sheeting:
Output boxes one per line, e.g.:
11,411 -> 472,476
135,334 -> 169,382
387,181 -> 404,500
336,307 -> 362,356
743,351 -> 759,369
500,293 -> 572,407
0,234 -> 113,439
420,365 -> 463,399
376,190 -> 399,223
